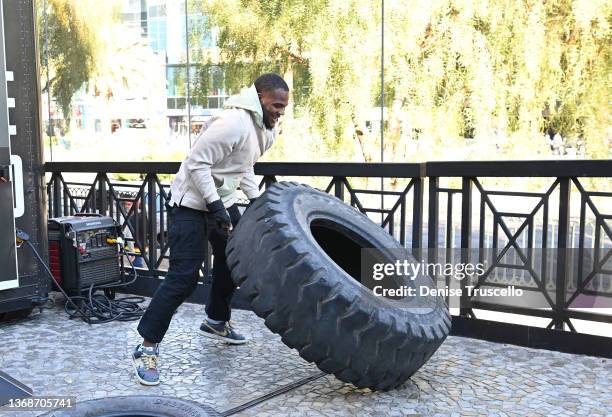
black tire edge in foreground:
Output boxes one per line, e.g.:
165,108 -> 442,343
227,181 -> 451,391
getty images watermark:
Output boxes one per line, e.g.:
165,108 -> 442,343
370,258 -> 523,298
359,248 -> 612,309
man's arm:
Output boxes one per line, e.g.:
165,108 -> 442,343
239,165 -> 260,200
185,114 -> 242,204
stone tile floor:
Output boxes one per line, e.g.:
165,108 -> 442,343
0,296 -> 610,417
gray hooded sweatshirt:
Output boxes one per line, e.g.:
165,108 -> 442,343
169,85 -> 276,210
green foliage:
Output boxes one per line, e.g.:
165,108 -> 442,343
194,0 -> 610,161
381,0 -> 611,160
192,0 -> 381,160
40,0 -> 96,121
38,0 -> 130,124
39,0 -> 610,162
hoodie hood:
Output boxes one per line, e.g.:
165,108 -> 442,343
223,84 -> 265,129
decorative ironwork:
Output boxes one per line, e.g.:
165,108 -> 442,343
45,160 -> 612,335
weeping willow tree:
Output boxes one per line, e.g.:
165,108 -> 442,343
39,0 -> 164,127
191,0 -> 381,161
194,0 -> 610,162
384,0 -> 612,161
39,0 -> 98,121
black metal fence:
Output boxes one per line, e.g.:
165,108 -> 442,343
45,160 -> 612,341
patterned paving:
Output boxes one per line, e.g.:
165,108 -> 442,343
0,295 -> 609,416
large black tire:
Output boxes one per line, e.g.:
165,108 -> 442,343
227,182 -> 451,391
39,395 -> 219,417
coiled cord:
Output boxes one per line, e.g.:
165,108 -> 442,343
22,233 -> 146,324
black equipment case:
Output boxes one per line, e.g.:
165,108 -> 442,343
47,215 -> 122,295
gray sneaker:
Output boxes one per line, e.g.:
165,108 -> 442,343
132,344 -> 160,385
200,320 -> 247,345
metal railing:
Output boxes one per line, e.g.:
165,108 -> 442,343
45,160 -> 612,340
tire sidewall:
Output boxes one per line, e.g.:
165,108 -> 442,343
39,396 -> 218,417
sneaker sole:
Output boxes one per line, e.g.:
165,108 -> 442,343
131,354 -> 160,386
200,329 -> 248,345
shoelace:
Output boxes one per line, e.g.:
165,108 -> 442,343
141,352 -> 158,370
226,321 -> 239,333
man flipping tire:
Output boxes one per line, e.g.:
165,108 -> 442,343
132,74 -> 289,386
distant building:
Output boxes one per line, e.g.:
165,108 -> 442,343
43,0 -> 229,140
119,0 -> 228,133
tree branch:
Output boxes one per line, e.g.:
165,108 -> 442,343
41,76 -> 56,94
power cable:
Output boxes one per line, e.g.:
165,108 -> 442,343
17,228 -> 145,324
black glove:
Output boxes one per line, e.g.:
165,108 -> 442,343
207,199 -> 231,230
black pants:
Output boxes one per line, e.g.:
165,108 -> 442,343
137,205 -> 241,344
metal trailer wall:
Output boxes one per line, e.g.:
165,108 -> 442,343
0,0 -> 18,292
0,0 -> 49,314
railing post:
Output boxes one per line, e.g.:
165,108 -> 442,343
47,180 -> 52,218
147,174 -> 157,272
263,175 -> 277,189
62,182 -> 69,216
99,174 -> 108,216
52,173 -> 61,218
460,177 -> 473,316
555,177 -> 571,330
90,175 -> 97,213
428,177 -> 439,265
334,176 -> 344,201
412,177 -> 423,252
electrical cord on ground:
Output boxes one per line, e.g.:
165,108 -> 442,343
17,228 -> 146,324
62,252 -> 146,324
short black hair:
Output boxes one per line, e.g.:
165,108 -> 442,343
254,73 -> 289,93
